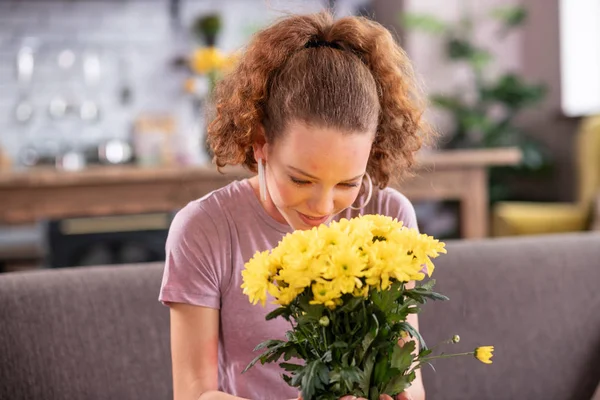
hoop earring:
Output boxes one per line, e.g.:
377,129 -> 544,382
257,158 -> 267,202
350,173 -> 373,210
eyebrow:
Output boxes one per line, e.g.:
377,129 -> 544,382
287,166 -> 364,182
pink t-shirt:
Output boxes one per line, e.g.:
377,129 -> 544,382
159,179 -> 418,400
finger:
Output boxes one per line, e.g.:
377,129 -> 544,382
379,395 -> 394,400
394,392 -> 413,400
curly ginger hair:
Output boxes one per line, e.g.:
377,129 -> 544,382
207,11 -> 433,188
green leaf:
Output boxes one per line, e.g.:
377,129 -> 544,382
391,341 -> 416,372
373,353 -> 389,387
331,341 -> 349,349
370,282 -> 403,315
397,322 -> 428,352
243,340 -> 288,373
329,366 -> 362,394
447,37 -> 475,60
265,306 -> 292,321
283,374 -> 292,386
358,353 -> 376,396
283,347 -> 299,361
338,295 -> 364,312
356,315 -> 379,363
389,298 -> 420,323
469,49 -> 492,71
400,13 -> 447,34
491,6 -> 527,27
419,279 -> 436,291
405,283 -> 450,303
253,339 -> 284,352
280,362 -> 303,372
419,348 -> 432,358
382,370 -> 416,397
370,386 -> 380,400
298,302 -> 325,322
430,95 -> 465,112
481,73 -> 546,110
300,360 -> 330,400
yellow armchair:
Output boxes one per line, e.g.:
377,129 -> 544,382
492,115 -> 600,236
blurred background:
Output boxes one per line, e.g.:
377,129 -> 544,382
1,0 -> 599,273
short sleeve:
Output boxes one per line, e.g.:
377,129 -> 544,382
377,188 -> 419,232
158,201 -> 231,309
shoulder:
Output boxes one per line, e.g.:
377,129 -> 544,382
168,180 -> 250,246
372,187 -> 418,230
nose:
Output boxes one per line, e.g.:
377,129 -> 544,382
307,187 -> 335,216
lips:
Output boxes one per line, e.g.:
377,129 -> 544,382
297,211 -> 329,227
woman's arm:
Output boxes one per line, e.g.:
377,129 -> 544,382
170,303 -> 250,400
403,281 -> 425,400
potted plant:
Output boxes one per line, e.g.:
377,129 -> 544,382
401,5 -> 553,202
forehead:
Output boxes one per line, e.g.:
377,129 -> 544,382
271,121 -> 373,176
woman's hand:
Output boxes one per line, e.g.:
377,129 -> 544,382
298,391 -> 414,400
338,392 -> 413,400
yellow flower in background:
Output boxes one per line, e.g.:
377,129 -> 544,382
222,50 -> 240,72
474,346 -> 495,364
190,47 -> 226,74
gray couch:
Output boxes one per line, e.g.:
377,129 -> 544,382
1,233 -> 599,400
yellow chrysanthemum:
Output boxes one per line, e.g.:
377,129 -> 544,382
352,284 -> 370,298
362,214 -> 401,242
274,286 -> 305,306
335,218 -> 373,248
474,346 -> 494,364
309,280 -> 342,309
364,239 -> 415,289
241,250 -> 276,306
390,227 -> 446,276
241,215 -> 446,309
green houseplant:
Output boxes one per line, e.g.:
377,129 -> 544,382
401,5 -> 553,202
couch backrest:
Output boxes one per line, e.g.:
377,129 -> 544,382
0,263 -> 171,400
1,233 -> 599,400
421,232 -> 600,400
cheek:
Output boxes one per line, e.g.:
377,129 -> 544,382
271,179 -> 305,207
335,188 -> 361,209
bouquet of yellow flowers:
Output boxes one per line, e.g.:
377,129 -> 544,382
241,215 -> 493,400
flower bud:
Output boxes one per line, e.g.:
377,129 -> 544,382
319,316 -> 330,327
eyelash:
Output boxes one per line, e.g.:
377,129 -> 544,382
290,177 -> 359,188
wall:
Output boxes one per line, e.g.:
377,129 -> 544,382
0,0 -> 329,167
403,0 -> 580,202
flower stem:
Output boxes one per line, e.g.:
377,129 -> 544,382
420,351 -> 474,363
409,351 -> 475,375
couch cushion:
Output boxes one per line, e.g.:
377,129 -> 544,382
421,232 -> 600,400
0,263 -> 171,400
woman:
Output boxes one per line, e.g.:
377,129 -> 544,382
159,11 -> 433,400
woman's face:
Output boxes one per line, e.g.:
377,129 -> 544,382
256,121 -> 374,230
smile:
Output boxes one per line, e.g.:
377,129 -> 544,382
297,212 -> 330,227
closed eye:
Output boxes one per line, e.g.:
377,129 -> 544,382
290,177 -> 312,185
290,176 -> 359,188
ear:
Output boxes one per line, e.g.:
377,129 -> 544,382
252,142 -> 267,161
252,125 -> 269,161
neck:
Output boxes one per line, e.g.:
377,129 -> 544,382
248,176 -> 288,225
